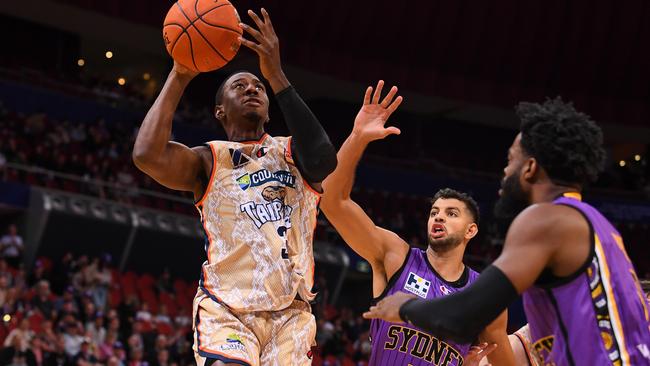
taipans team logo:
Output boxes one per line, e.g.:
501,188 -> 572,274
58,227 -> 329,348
221,333 -> 246,352
262,185 -> 287,202
240,186 -> 293,232
236,169 -> 296,191
404,272 -> 431,299
240,186 -> 293,259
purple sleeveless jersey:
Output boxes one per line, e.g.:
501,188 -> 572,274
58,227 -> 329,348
523,193 -> 650,366
370,248 -> 479,366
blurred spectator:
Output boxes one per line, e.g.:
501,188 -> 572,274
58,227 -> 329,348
86,311 -> 107,346
31,280 -> 55,319
72,339 -> 98,365
62,321 -> 85,357
0,224 -> 24,268
27,260 -> 48,288
3,318 -> 33,352
0,273 -> 8,305
86,255 -> 112,311
155,268 -> 173,295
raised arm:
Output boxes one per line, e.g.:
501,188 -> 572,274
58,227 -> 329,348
363,204 -> 588,343
321,81 -> 405,270
239,8 -> 337,186
132,62 -> 206,197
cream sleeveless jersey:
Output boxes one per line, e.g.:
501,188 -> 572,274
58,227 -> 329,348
195,134 -> 320,312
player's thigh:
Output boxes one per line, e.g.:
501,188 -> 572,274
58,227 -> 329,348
193,296 -> 260,366
260,300 -> 316,366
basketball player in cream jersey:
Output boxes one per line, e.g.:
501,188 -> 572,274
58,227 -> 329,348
133,9 -> 336,366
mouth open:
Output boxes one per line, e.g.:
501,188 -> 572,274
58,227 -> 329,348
431,223 -> 446,239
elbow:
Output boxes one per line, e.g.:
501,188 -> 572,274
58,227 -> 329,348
132,147 -> 153,171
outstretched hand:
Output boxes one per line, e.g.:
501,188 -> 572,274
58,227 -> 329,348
239,8 -> 287,91
352,80 -> 403,143
362,291 -> 415,323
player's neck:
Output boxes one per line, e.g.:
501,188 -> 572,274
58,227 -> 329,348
531,184 -> 581,204
226,125 -> 266,142
426,246 -> 465,282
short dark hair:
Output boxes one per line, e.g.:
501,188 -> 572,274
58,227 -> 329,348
517,97 -> 606,186
214,70 -> 255,106
432,188 -> 480,224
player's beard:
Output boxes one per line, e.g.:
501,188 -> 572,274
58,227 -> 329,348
428,231 -> 464,253
494,173 -> 529,230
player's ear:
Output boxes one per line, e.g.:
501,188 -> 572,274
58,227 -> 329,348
214,105 -> 225,121
465,222 -> 478,240
522,157 -> 538,182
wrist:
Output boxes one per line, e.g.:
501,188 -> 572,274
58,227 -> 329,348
169,70 -> 195,85
350,130 -> 372,146
399,298 -> 419,324
267,70 -> 290,94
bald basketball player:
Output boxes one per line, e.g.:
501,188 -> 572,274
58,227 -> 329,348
133,9 -> 336,366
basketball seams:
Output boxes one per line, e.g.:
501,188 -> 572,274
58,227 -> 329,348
196,17 -> 243,36
195,2 -> 242,35
165,0 -> 240,72
185,31 -> 199,72
164,23 -> 186,56
175,1 -> 229,64
194,1 -> 228,17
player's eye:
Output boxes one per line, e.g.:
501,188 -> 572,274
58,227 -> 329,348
234,83 -> 244,89
255,84 -> 264,91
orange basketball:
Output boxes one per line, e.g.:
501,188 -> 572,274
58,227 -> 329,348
163,0 -> 242,72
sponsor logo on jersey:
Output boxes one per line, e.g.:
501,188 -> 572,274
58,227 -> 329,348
256,146 -> 269,158
404,272 -> 431,299
221,333 -> 246,352
439,285 -> 451,295
236,169 -> 295,191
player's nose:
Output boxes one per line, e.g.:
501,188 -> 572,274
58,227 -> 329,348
244,83 -> 259,95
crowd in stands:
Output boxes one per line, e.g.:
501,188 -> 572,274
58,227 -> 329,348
0,243 -> 376,366
1,65 -> 649,365
1,96 -> 649,271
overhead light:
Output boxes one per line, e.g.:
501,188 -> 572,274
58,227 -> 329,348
2,314 -> 10,322
105,51 -> 113,59
143,72 -> 151,81
634,155 -> 641,161
77,58 -> 85,67
619,160 -> 626,167
117,77 -> 126,86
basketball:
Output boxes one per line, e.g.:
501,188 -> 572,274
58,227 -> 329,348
163,0 -> 242,72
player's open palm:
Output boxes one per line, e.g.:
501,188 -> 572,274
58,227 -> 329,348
353,80 -> 403,143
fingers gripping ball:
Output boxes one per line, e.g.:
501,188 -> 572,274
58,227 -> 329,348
163,0 -> 242,72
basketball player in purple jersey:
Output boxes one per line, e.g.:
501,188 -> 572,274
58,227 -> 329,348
320,81 -> 515,366
366,98 -> 650,365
